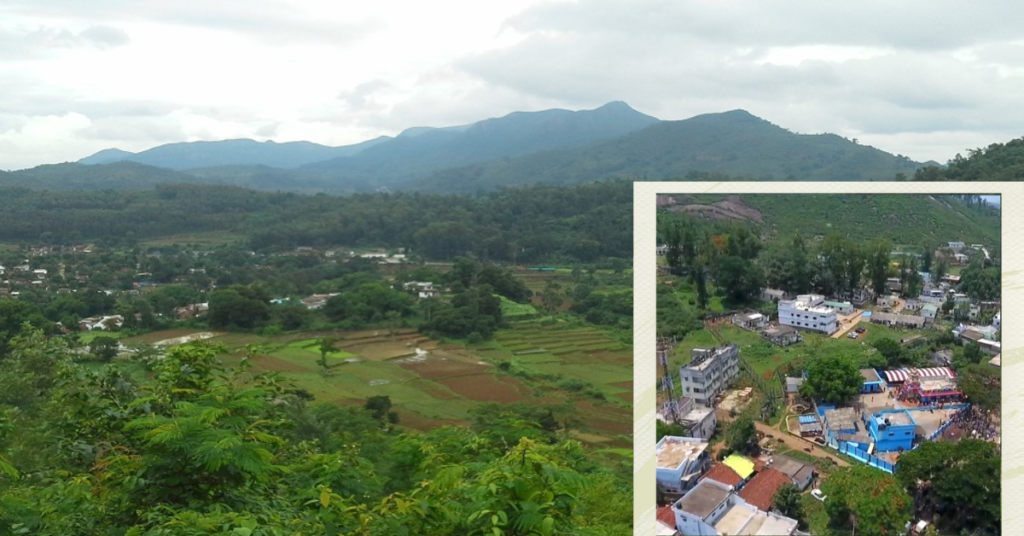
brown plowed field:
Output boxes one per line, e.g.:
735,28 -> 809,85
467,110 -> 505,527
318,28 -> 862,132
436,374 -> 526,404
399,359 -> 489,379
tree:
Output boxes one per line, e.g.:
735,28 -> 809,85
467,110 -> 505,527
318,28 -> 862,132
822,465 -> 912,536
867,239 -> 893,296
316,337 -> 339,375
716,256 -> 765,303
364,395 -> 399,426
724,413 -> 758,455
89,335 -> 120,363
897,440 -> 1000,535
799,350 -> 861,404
957,364 -> 1000,411
772,484 -> 806,530
871,338 -> 906,368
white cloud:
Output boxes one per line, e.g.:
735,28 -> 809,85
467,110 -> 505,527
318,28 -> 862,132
0,0 -> 1022,169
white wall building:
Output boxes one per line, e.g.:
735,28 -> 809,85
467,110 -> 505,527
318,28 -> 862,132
679,407 -> 717,440
948,241 -> 965,251
656,436 -> 710,495
778,294 -> 838,335
672,479 -> 800,536
679,346 -> 740,407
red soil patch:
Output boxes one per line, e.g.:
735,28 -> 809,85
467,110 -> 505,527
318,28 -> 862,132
251,355 -> 311,372
616,392 -> 633,402
762,371 -> 774,380
584,415 -> 633,436
399,358 -> 489,380
436,374 -> 525,404
773,356 -> 782,362
392,408 -> 466,432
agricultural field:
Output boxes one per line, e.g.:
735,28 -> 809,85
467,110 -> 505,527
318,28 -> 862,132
117,323 -> 633,448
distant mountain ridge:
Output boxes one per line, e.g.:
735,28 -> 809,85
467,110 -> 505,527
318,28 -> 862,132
412,109 -> 924,192
79,137 -> 390,169
5,102 -> 929,193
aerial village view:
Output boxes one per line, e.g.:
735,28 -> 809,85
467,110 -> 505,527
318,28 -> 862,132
654,194 -> 1001,536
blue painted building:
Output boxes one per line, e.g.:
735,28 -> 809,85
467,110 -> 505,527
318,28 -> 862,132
868,409 -> 917,452
860,368 -> 884,393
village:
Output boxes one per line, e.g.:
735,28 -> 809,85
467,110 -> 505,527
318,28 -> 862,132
656,225 -> 1001,536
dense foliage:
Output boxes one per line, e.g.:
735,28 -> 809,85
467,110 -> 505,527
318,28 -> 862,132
912,137 -> 1024,181
0,329 -> 631,535
896,439 -> 1000,535
0,181 -> 632,265
798,349 -> 862,405
821,466 -> 913,536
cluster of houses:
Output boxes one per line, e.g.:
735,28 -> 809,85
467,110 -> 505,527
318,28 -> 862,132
656,345 -> 815,535
655,436 -> 814,535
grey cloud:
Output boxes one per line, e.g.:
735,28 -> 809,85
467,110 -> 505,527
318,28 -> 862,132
78,25 -> 130,47
0,24 -> 130,58
75,116 -> 187,142
2,1 -> 381,47
506,0 -> 1024,52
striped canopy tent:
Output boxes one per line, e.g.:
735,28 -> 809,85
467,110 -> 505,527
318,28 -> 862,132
883,367 -> 955,383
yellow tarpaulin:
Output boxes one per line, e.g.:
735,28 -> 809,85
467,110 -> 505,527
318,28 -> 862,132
722,454 -> 755,480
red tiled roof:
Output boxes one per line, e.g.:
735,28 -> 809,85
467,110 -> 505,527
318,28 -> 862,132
702,463 -> 744,488
737,468 -> 791,511
656,506 -> 676,529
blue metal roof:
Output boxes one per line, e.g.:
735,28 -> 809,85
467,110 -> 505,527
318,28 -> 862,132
798,415 -> 818,424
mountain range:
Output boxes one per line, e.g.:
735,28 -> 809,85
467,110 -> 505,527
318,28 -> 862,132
2,102 -> 929,194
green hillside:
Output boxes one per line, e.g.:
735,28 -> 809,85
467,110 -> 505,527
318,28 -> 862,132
414,110 -> 924,193
913,136 -> 1024,181
661,194 -> 1000,247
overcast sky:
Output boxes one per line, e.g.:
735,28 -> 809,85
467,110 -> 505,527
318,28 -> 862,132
2,0 -> 1023,170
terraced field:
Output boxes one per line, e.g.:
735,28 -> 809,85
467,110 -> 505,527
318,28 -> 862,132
124,324 -> 632,447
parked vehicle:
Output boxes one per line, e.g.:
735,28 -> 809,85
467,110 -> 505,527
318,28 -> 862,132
811,489 -> 827,502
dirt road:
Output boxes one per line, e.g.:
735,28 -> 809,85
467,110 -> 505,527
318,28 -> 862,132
754,421 -> 850,467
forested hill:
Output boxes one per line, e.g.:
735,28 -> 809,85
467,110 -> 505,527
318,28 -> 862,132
79,137 -> 390,169
3,104 -> 929,194
912,136 -> 1024,181
412,110 -> 924,193
659,194 -> 1000,247
0,180 -> 632,264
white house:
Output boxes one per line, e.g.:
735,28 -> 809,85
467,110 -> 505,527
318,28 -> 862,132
671,479 -> 800,536
657,244 -> 669,256
678,407 -> 717,440
920,304 -> 938,321
656,436 -> 710,495
778,294 -> 838,335
679,346 -> 740,407
732,312 -> 766,331
948,241 -> 965,251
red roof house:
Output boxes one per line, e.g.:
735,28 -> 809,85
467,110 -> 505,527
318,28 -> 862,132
737,468 -> 791,511
702,463 -> 744,488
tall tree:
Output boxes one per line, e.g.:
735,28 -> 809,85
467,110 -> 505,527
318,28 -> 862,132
867,239 -> 893,296
822,466 -> 912,536
798,349 -> 861,404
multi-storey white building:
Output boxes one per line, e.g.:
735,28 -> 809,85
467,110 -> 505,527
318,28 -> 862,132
656,436 -> 710,495
671,479 -> 801,536
778,294 -> 838,335
679,346 -> 740,407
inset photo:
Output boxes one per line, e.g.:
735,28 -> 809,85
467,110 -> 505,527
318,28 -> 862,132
651,193 -> 1001,536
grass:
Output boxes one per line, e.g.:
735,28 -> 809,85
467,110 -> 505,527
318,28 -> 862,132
284,338 -> 356,358
77,331 -> 128,343
499,296 -> 539,318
